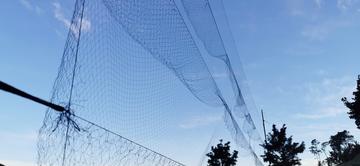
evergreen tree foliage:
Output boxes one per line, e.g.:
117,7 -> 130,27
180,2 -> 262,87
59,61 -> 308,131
311,130 -> 360,165
325,130 -> 360,165
342,75 -> 360,129
260,124 -> 305,166
206,140 -> 238,166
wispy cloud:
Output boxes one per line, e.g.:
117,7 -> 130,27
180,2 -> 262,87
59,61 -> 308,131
293,122 -> 359,141
337,0 -> 357,11
314,0 -> 323,8
298,123 -> 356,132
315,69 -> 328,76
295,76 -> 355,119
52,2 -> 91,36
53,2 -> 71,30
19,0 -> 43,15
19,0 -> 32,10
286,0 -> 306,17
284,43 -> 325,57
301,19 -> 352,41
301,25 -> 328,41
179,114 -> 221,129
290,9 -> 305,17
296,106 -> 346,119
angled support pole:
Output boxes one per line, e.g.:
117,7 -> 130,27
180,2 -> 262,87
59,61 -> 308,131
261,109 -> 267,143
0,80 -> 65,112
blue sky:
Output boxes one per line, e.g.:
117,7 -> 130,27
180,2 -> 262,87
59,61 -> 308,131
1,0 -> 360,166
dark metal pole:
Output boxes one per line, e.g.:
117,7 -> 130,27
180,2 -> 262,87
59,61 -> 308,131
357,75 -> 360,89
261,109 -> 267,143
0,80 -> 65,112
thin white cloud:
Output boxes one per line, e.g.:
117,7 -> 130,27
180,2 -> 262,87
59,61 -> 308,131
301,19 -> 352,41
19,0 -> 32,10
291,9 -> 305,16
55,29 -> 66,39
315,0 -> 323,8
52,2 -> 91,36
301,25 -> 329,41
53,2 -> 71,29
34,6 -> 43,14
305,77 -> 354,104
287,0 -> 306,17
298,123 -> 356,132
19,0 -> 43,15
284,43 -> 325,57
296,106 -> 346,119
292,122 -> 359,142
315,69 -> 327,76
179,114 -> 221,129
337,0 -> 355,11
295,76 -> 355,119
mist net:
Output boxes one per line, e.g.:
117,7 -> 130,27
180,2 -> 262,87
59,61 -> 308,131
180,0 -> 262,141
37,0 -> 263,165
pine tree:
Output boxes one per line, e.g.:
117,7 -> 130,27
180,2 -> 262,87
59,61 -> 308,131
206,140 -> 238,166
261,124 -> 305,166
311,131 -> 360,165
342,75 -> 360,129
325,130 -> 360,165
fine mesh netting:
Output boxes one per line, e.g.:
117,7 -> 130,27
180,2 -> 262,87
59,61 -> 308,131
179,0 -> 264,163
37,0 -> 263,165
180,0 -> 262,142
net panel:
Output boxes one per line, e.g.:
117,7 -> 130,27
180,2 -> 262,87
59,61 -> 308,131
180,0 -> 262,142
37,0 -> 263,165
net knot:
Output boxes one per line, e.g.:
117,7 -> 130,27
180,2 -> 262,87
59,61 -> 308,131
52,104 -> 81,132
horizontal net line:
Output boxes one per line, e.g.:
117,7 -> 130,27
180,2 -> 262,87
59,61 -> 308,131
73,114 -> 186,166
